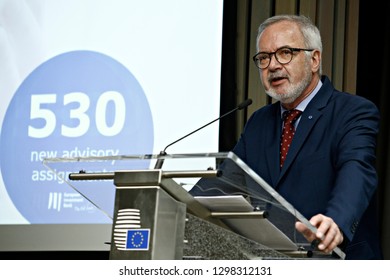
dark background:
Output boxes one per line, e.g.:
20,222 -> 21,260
356,1 -> 390,260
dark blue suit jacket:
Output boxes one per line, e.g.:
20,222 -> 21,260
230,76 -> 382,259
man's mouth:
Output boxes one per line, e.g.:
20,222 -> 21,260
269,76 -> 287,85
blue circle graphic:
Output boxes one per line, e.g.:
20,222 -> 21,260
0,51 -> 154,223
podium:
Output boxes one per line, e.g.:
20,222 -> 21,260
43,152 -> 345,260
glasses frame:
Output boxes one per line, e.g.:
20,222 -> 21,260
252,47 -> 314,69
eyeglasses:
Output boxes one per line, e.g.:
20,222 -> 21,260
252,47 -> 314,69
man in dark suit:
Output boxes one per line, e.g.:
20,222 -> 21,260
192,15 -> 382,259
238,14 -> 383,259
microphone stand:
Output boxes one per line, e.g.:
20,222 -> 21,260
154,99 -> 252,169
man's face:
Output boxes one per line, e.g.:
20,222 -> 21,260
257,21 -> 315,106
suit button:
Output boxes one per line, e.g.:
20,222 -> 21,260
350,221 -> 359,233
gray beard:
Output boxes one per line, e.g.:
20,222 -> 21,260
266,75 -> 311,104
265,65 -> 313,104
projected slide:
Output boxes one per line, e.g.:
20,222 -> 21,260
0,0 -> 223,225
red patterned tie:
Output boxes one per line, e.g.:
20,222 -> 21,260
280,109 -> 302,168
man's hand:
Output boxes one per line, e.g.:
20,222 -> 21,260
295,214 -> 344,253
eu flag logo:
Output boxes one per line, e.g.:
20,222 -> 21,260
125,229 -> 150,250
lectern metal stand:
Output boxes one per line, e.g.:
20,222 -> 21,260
109,169 -> 230,260
110,183 -> 186,260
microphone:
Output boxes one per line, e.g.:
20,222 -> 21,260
154,99 -> 253,169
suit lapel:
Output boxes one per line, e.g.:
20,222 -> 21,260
276,76 -> 334,184
265,104 -> 283,186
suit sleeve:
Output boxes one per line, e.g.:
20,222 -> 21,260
324,97 -> 380,242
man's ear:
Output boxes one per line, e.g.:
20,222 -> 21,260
311,49 -> 321,73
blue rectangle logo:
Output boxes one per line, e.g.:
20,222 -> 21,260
125,229 -> 150,250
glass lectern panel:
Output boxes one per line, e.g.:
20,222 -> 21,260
42,153 -> 223,222
43,152 -> 345,259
